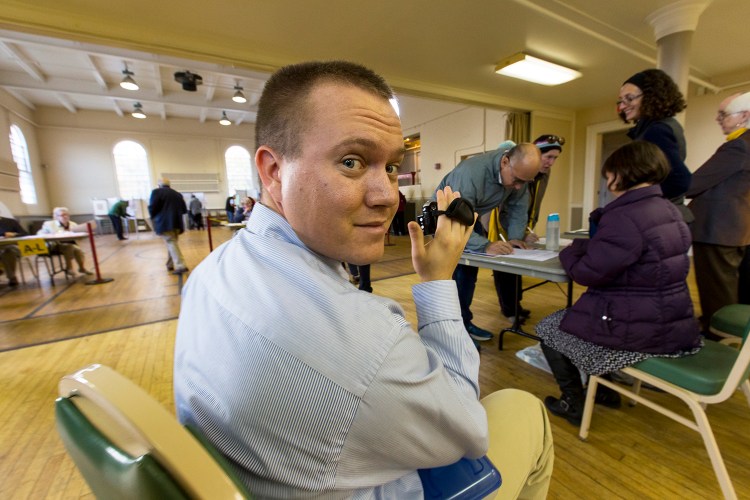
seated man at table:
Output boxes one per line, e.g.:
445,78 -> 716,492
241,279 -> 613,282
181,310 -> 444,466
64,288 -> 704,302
37,206 -> 93,277
0,215 -> 27,287
174,60 -> 552,499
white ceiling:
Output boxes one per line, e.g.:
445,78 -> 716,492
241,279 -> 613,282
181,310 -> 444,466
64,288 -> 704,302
0,0 -> 747,124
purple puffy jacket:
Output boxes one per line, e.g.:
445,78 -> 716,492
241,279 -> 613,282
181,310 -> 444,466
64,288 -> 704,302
559,185 -> 700,353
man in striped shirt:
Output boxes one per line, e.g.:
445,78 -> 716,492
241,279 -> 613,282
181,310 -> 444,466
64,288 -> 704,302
174,61 -> 553,499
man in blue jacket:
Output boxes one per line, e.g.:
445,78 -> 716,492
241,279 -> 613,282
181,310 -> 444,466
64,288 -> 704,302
148,178 -> 188,274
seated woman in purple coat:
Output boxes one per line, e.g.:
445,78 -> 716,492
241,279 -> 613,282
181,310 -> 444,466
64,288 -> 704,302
536,141 -> 701,426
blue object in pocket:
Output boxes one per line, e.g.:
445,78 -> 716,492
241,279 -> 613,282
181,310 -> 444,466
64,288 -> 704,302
418,455 -> 502,500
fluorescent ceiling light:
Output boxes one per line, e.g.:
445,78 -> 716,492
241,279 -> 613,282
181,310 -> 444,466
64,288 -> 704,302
495,53 -> 581,86
219,111 -> 231,126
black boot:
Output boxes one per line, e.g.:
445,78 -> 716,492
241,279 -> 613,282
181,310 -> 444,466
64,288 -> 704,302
591,374 -> 622,408
541,343 -> 586,425
544,393 -> 583,426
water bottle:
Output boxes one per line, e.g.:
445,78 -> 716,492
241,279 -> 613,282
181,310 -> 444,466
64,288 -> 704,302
545,213 -> 560,251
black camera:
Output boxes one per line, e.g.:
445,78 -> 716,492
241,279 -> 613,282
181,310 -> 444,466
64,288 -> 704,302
417,201 -> 440,235
417,198 -> 475,235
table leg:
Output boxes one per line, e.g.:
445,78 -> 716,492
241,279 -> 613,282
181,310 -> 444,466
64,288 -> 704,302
498,274 -> 540,350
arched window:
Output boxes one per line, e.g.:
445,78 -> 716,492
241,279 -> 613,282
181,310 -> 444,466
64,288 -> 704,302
9,124 -> 37,204
224,146 -> 255,195
113,140 -> 151,200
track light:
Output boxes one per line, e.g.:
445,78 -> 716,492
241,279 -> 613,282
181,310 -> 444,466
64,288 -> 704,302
120,64 -> 139,91
494,53 -> 581,86
232,84 -> 247,103
131,102 -> 146,119
219,111 -> 231,126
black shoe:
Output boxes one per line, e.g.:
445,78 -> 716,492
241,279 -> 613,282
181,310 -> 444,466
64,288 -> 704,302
466,323 -> 494,342
593,386 -> 621,408
118,237 -> 128,240
544,394 -> 583,426
8,277 -> 19,287
503,307 -> 531,320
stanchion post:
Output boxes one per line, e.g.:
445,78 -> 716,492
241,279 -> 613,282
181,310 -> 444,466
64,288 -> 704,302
207,216 -> 214,252
85,222 -> 114,285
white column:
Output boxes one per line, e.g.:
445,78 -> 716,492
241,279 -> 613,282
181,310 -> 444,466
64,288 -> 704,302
646,0 -> 713,96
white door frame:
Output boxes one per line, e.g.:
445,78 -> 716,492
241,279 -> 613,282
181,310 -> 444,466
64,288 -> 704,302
583,120 -> 629,217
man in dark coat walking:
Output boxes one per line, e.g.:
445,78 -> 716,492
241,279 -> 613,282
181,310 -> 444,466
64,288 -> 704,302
148,178 -> 188,274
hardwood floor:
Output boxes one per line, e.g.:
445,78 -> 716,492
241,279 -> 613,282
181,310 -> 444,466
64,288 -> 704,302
1,229 -> 747,499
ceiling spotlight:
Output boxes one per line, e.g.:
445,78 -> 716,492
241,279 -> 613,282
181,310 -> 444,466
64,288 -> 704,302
120,64 -> 139,91
131,102 -> 146,119
494,53 -> 581,86
174,70 -> 203,91
232,84 -> 247,104
219,111 -> 231,126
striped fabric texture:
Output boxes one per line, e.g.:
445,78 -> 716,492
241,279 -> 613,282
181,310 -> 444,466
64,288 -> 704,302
174,204 -> 488,499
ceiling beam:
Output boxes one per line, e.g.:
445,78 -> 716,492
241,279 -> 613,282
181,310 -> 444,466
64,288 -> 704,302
151,63 -> 163,97
55,93 -> 77,113
0,41 -> 45,82
84,54 -> 108,90
110,100 -> 123,117
0,72 -> 254,113
5,88 -> 35,109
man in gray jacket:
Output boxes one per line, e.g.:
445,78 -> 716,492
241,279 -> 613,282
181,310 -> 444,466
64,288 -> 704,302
435,142 -> 541,342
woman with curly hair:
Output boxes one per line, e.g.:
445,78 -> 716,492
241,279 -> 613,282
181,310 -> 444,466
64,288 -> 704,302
617,69 -> 693,221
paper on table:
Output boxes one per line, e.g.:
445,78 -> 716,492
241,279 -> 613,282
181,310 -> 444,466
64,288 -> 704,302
465,248 -> 558,261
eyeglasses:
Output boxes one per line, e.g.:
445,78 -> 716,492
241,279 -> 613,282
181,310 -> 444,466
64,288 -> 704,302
716,110 -> 741,121
535,135 -> 566,147
616,93 -> 643,107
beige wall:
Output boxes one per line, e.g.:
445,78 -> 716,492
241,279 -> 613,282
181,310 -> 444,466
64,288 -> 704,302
530,112 -> 575,232
35,108 -> 256,214
398,94 -> 507,202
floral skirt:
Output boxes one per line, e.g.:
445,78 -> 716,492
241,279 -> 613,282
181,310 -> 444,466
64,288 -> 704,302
535,309 -> 703,376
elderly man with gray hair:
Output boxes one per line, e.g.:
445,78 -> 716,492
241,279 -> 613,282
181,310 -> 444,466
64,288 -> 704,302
38,206 -> 93,277
148,177 -> 188,274
687,91 -> 750,330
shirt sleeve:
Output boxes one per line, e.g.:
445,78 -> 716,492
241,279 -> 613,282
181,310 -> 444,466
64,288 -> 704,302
339,280 -> 488,476
687,139 -> 747,198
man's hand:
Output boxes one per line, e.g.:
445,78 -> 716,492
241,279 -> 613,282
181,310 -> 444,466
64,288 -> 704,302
408,187 -> 476,282
485,241 -> 514,255
524,232 -> 539,244
509,239 -> 528,249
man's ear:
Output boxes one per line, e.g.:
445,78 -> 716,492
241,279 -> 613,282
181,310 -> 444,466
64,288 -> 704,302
255,146 -> 284,211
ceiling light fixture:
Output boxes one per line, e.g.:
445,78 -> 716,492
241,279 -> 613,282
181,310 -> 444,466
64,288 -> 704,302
120,64 -> 139,91
494,53 -> 581,86
219,111 -> 231,126
232,83 -> 247,103
131,102 -> 146,119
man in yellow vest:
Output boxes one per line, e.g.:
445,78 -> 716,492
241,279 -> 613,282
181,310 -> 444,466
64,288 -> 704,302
492,135 -> 565,323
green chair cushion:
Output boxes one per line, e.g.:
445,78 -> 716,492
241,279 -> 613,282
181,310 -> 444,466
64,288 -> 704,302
633,341 -> 740,395
710,304 -> 750,338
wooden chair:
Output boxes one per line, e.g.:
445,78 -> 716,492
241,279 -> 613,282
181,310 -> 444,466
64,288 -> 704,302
55,364 -> 250,499
579,317 -> 750,500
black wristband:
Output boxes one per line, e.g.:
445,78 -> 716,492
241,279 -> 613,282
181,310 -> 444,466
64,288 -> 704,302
435,198 -> 475,226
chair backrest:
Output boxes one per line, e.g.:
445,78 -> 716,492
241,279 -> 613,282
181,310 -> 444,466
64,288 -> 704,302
708,317 -> 750,404
55,364 -> 250,499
